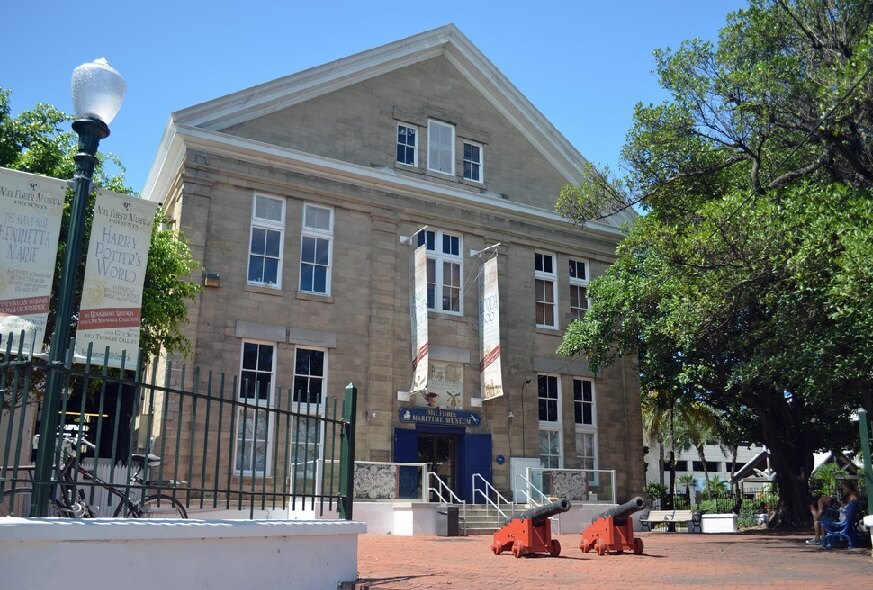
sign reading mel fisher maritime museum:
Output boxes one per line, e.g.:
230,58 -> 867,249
0,167 -> 66,354
75,190 -> 157,368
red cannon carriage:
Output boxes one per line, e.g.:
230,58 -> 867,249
579,496 -> 645,556
491,498 -> 571,558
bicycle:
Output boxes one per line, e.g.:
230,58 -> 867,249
0,434 -> 188,518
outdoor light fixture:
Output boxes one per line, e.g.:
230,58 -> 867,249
33,59 -> 126,516
203,273 -> 221,288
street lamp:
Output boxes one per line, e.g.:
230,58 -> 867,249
32,59 -> 125,516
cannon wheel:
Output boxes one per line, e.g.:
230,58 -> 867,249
579,537 -> 591,553
549,539 -> 561,557
512,541 -> 526,558
633,537 -> 644,555
491,542 -> 503,555
596,538 -> 607,556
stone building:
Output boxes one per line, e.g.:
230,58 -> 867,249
142,24 -> 643,503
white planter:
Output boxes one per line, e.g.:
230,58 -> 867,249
863,515 -> 873,556
701,513 -> 738,534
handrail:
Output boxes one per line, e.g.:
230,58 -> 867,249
471,473 -> 511,520
429,472 -> 466,535
514,472 -> 549,507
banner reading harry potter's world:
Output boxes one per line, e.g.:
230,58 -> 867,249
410,244 -> 429,395
0,167 -> 66,354
75,190 -> 157,368
480,255 -> 504,400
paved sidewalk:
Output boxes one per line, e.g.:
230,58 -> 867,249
357,531 -> 873,589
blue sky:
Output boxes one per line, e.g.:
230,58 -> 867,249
4,1 -> 746,193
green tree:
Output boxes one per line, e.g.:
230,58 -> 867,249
557,1 -> 873,529
0,87 -> 200,358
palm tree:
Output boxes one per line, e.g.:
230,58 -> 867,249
677,474 -> 698,505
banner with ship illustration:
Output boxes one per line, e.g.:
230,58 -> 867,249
410,244 -> 429,396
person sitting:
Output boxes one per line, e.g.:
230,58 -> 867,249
813,480 -> 862,548
806,490 -> 841,545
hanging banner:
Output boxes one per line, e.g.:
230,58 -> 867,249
480,255 -> 504,400
75,190 -> 157,368
0,167 -> 66,354
410,244 -> 429,395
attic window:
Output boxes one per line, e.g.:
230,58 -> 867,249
427,120 -> 455,176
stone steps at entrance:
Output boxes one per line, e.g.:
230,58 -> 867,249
460,503 -> 527,535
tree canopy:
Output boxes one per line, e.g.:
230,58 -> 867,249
557,0 -> 873,528
0,87 -> 200,359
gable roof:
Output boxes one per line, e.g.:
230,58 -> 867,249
143,24 -> 636,233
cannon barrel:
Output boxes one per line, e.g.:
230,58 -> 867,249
511,498 -> 571,524
594,496 -> 645,522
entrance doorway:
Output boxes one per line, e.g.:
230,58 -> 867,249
418,434 -> 457,499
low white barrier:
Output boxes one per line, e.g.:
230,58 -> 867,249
0,517 -> 365,590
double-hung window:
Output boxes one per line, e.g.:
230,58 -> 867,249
417,229 -> 462,314
535,252 -> 557,328
573,378 -> 598,471
538,374 -> 562,468
462,141 -> 483,183
248,194 -> 285,288
236,341 -> 274,475
427,120 -> 455,176
569,258 -> 590,321
396,123 -> 418,166
299,204 -> 333,295
292,348 -> 326,482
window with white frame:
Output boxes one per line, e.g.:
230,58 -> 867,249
291,347 -> 326,482
417,229 -> 462,313
396,123 -> 417,166
427,120 -> 455,175
247,194 -> 285,288
538,374 -> 562,468
299,204 -> 333,295
292,347 -> 326,405
569,258 -> 590,321
535,252 -> 557,328
236,341 -> 274,475
462,141 -> 483,182
574,379 -> 598,471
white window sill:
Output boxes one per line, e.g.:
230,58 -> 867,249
296,291 -> 334,304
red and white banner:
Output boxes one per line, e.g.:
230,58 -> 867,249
75,190 -> 157,368
0,167 -> 66,354
410,244 -> 429,395
480,255 -> 504,400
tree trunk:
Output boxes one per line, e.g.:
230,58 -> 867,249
752,391 -> 815,529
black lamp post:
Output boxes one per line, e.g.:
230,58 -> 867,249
32,59 -> 125,516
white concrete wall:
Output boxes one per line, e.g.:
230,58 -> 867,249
353,501 -> 438,535
0,518 -> 365,590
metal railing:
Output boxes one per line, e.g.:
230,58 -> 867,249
0,343 -> 357,519
471,473 -> 512,520
429,472 -> 466,534
524,467 -> 617,504
514,472 -> 549,507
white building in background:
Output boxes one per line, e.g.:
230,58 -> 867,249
644,442 -> 766,491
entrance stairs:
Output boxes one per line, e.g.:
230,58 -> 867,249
461,503 -> 527,535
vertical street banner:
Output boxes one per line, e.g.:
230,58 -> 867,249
0,168 -> 66,354
480,255 -> 504,400
75,190 -> 157,368
410,244 -> 429,395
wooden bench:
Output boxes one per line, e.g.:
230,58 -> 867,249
640,509 -> 701,533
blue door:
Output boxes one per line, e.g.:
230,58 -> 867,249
394,428 -> 420,499
459,433 -> 492,503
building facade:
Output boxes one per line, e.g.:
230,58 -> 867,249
143,25 -> 643,503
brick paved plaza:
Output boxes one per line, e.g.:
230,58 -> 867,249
356,531 -> 873,589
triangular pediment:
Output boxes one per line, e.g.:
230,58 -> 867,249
173,24 -> 586,185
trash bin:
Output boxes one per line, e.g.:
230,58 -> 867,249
436,505 -> 459,536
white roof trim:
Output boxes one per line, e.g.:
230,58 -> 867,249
142,122 -> 630,238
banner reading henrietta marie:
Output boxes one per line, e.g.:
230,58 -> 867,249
480,255 -> 504,400
75,190 -> 157,368
0,167 -> 66,354
410,244 -> 429,396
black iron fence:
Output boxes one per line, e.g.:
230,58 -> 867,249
1,341 -> 356,519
